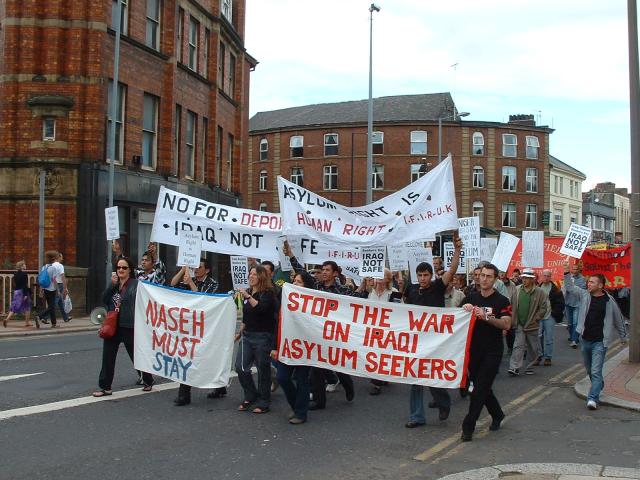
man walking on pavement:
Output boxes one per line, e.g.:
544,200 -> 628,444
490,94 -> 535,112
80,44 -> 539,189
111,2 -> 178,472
563,262 -> 627,410
535,269 -> 565,366
563,262 -> 586,348
507,268 -> 548,376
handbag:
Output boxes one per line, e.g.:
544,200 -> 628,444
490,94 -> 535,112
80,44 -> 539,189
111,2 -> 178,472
99,280 -> 128,339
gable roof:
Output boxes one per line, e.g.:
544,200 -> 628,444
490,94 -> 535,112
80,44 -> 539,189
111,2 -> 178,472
549,155 -> 586,180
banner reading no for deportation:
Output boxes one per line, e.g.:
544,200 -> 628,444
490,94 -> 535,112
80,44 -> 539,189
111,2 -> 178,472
278,283 -> 475,388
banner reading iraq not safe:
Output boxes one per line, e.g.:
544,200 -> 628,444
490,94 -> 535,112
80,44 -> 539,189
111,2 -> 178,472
278,283 -> 475,388
134,281 -> 236,388
277,156 -> 459,247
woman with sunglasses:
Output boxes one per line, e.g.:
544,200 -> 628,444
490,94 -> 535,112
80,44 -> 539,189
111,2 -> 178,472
93,257 -> 153,397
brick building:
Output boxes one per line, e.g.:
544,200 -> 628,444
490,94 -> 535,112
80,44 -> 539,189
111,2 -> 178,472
0,0 -> 256,308
247,93 -> 552,247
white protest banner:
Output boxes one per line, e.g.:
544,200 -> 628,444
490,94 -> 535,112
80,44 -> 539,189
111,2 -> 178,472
560,223 -> 593,259
177,231 -> 202,267
105,206 -> 120,241
342,265 -> 362,281
277,236 -> 292,271
134,282 -> 235,388
491,232 -> 520,272
150,186 -> 280,259
522,231 -> 544,268
387,244 -> 408,272
458,217 -> 480,264
230,256 -> 249,289
480,237 -> 498,262
278,283 -> 474,387
287,236 -> 361,270
444,241 -> 466,274
359,246 -> 386,279
277,156 -> 459,247
407,245 -> 433,284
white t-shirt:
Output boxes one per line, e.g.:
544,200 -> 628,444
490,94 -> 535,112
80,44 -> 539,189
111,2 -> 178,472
51,261 -> 65,284
43,263 -> 64,291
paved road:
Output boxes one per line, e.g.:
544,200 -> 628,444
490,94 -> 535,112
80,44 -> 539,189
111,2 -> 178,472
1,327 -> 639,480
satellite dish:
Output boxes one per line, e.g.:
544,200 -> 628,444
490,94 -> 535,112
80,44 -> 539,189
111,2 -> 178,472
90,307 -> 108,325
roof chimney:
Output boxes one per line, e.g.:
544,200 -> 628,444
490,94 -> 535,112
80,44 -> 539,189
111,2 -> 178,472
508,114 -> 536,126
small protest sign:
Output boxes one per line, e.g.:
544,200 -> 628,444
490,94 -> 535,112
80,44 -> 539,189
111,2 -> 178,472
177,231 -> 202,267
359,246 -> 386,279
458,217 -> 480,265
387,244 -> 409,272
522,231 -> 544,268
559,224 -> 592,259
491,232 -> 520,272
105,206 -> 120,241
230,256 -> 249,290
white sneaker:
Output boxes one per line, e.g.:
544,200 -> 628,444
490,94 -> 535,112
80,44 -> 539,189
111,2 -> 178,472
326,381 -> 340,393
587,400 -> 597,410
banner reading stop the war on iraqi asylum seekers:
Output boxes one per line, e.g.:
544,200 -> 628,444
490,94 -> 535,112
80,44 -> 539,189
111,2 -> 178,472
150,186 -> 281,259
134,281 -> 236,388
277,283 -> 475,388
277,156 -> 459,247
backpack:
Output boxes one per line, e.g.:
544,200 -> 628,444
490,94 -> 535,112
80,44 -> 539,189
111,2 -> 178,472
37,265 -> 52,288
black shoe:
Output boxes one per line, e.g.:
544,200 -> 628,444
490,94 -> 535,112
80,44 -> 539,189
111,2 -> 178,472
461,432 -> 473,442
174,397 -> 191,406
438,406 -> 450,421
428,401 -> 438,408
344,384 -> 354,402
207,387 -> 227,399
308,401 -> 325,411
405,421 -> 425,429
489,414 -> 505,431
40,317 -> 50,324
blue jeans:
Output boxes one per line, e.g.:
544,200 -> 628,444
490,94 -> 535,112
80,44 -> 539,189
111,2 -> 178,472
580,339 -> 607,403
409,385 -> 450,423
538,317 -> 555,359
565,305 -> 579,342
276,362 -> 310,420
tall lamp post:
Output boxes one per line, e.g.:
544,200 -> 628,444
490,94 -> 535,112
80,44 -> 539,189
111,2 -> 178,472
366,3 -> 380,204
438,111 -> 469,163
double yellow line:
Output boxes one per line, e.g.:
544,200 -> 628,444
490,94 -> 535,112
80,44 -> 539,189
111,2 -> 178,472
413,342 -> 625,463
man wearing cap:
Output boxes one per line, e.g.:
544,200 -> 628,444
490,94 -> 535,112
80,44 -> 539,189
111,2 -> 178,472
507,268 -> 549,376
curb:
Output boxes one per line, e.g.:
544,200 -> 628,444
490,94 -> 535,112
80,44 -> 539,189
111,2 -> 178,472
437,463 -> 640,480
0,322 -> 98,339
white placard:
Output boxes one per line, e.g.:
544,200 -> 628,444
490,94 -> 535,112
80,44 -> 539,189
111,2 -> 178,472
560,223 -> 593,259
480,238 -> 498,262
522,231 -> 544,268
458,217 -> 481,264
277,236 -> 292,271
490,232 -> 521,272
359,246 -> 387,279
177,231 -> 202,267
387,244 -> 408,272
105,206 -> 120,241
444,241 -> 466,274
407,245 -> 433,284
230,256 -> 249,290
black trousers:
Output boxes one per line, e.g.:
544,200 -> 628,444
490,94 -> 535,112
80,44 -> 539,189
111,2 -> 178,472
462,349 -> 503,434
177,384 -> 226,399
39,289 -> 57,326
310,368 -> 353,407
98,327 -> 153,390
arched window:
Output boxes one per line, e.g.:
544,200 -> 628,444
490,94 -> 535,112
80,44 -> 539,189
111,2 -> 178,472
472,132 -> 484,155
258,202 -> 267,212
259,138 -> 268,161
472,201 -> 484,227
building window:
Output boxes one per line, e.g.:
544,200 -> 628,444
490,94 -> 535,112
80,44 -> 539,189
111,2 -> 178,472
259,169 -> 267,191
525,204 -> 537,229
526,135 -> 540,159
42,117 -> 56,141
291,167 -> 304,186
218,42 -> 225,89
525,167 -> 538,193
173,104 -> 181,175
570,211 -> 578,225
107,81 -> 125,163
258,202 -> 267,212
216,125 -> 223,184
502,134 -> 517,157
372,164 -> 384,190
323,165 -> 338,190
290,135 -> 303,158
372,131 -> 384,154
201,117 -> 208,182
410,130 -> 427,155
221,0 -> 232,22
594,216 -> 605,230
259,138 -> 268,161
555,176 -> 563,195
554,209 -> 563,232
502,203 -> 516,228
472,201 -> 484,227
188,17 -> 199,72
502,166 -> 516,191
472,166 -> 484,188
410,163 -> 427,182
324,133 -> 338,156
472,132 -> 484,155
145,0 -> 161,50
228,54 -> 236,98
142,93 -> 158,169
185,110 -> 196,178
203,29 -> 210,78
227,133 -> 233,190
176,7 -> 184,63
111,0 -> 129,35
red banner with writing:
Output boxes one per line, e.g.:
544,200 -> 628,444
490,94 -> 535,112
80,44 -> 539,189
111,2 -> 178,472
507,237 -> 567,281
582,244 -> 631,288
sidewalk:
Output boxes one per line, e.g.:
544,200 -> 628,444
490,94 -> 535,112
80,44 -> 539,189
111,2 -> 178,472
0,315 -> 98,338
438,463 -> 640,480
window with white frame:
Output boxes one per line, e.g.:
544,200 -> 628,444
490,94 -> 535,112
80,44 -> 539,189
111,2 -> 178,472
188,16 -> 198,72
372,131 -> 384,154
594,216 -> 605,230
290,135 -> 303,157
570,211 -> 578,225
142,93 -> 158,169
221,0 -> 232,22
324,133 -> 338,156
526,135 -> 540,159
472,201 -> 484,227
502,133 -> 517,157
107,81 -> 126,163
569,179 -> 574,198
554,209 -> 563,232
410,130 -> 427,155
372,164 -> 384,190
258,202 -> 267,212
323,165 -> 337,190
290,167 -> 304,186
502,203 -> 516,228
111,0 -> 129,35
502,166 -> 516,191
259,169 -> 267,191
259,138 -> 268,161
145,0 -> 161,50
472,132 -> 484,155
43,117 -> 56,141
410,163 -> 427,182
472,166 -> 484,188
525,167 -> 538,192
185,110 -> 196,178
525,204 -> 537,228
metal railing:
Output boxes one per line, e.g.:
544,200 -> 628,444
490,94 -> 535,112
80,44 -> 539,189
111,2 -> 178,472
0,271 -> 40,316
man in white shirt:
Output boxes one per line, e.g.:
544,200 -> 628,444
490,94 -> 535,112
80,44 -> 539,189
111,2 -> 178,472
39,252 -> 69,324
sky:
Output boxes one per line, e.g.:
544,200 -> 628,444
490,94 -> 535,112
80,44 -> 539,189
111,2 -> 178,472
244,0 -> 636,192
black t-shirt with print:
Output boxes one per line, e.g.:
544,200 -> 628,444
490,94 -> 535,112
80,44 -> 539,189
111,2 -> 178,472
461,290 -> 512,355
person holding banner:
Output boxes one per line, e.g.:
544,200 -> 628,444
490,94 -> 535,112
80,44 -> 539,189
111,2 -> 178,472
404,236 -> 462,428
113,240 -> 166,286
460,263 -> 512,441
235,265 -> 277,414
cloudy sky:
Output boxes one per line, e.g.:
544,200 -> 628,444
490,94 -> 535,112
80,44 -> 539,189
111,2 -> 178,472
245,0 -> 635,191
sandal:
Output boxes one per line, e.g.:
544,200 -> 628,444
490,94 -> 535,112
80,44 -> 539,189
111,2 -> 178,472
92,389 -> 112,398
142,385 -> 153,392
252,406 -> 270,414
237,401 -> 252,411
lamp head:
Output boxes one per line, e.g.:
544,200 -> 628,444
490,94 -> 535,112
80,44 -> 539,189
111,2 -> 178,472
370,3 -> 381,12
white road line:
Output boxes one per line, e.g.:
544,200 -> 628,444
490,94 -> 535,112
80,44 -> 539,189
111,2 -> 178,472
0,373 -> 45,382
0,352 -> 70,361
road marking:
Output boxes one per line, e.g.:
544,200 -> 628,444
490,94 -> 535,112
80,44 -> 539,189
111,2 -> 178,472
0,373 -> 45,382
0,352 -> 70,361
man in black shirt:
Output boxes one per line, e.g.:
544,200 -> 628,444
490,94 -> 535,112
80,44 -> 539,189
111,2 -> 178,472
460,263 -> 512,441
404,236 -> 462,428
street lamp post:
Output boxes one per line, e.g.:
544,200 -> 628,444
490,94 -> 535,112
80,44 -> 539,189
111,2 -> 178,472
366,3 -> 380,204
438,111 -> 469,163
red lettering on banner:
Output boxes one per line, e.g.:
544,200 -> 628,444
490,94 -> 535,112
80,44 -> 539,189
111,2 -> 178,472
408,310 -> 453,334
281,338 -> 358,369
364,352 -> 458,380
363,327 -> 419,354
287,292 -> 339,317
296,212 -> 333,232
151,329 -> 201,359
240,212 -> 282,230
145,300 -> 206,338
341,224 -> 387,236
322,320 -> 350,342
349,303 -> 392,326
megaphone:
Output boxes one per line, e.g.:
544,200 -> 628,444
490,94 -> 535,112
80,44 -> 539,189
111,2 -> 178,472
90,307 -> 108,325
